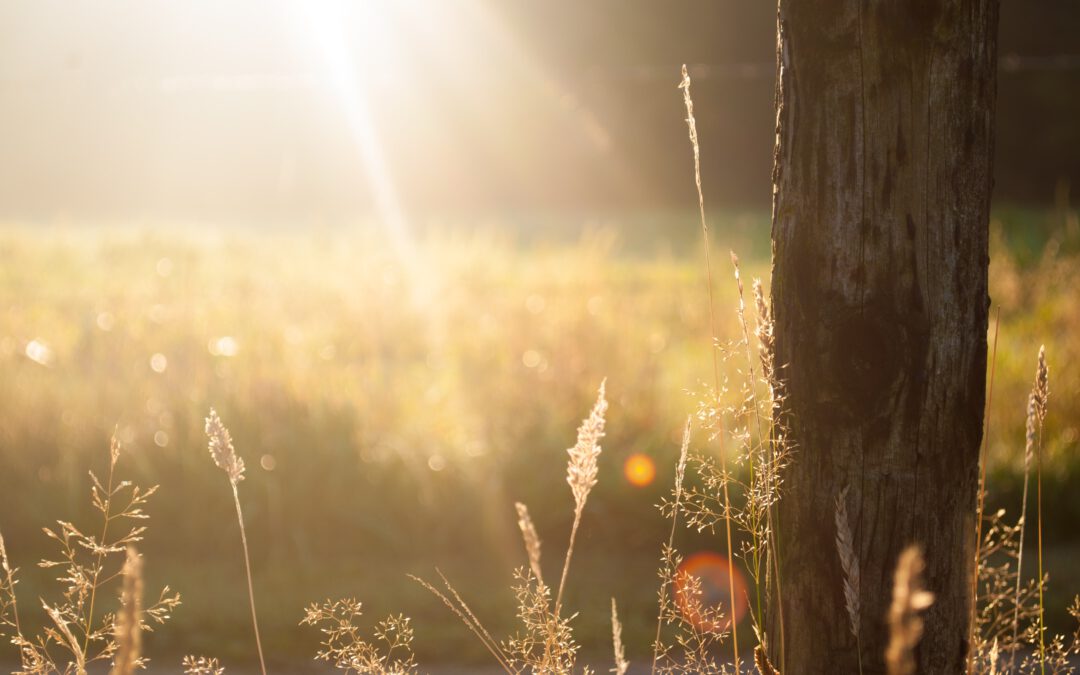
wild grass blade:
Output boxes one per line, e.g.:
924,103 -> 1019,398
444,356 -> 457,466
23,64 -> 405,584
205,409 -> 267,675
969,306 -> 1000,674
680,62 -> 740,674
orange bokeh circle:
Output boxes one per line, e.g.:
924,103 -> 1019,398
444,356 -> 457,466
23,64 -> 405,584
623,453 -> 657,487
674,552 -> 750,633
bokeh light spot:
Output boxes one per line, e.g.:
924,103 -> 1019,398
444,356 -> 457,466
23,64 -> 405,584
208,336 -> 239,357
674,552 -> 749,633
96,312 -> 115,331
587,295 -> 604,316
260,454 -> 277,471
25,339 -> 54,367
623,453 -> 656,487
150,353 -> 168,373
525,294 -> 546,314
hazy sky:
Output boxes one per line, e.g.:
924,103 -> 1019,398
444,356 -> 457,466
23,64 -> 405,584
1,1 -> 1076,223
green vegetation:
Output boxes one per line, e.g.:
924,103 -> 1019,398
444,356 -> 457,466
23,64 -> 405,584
0,208 -> 1077,668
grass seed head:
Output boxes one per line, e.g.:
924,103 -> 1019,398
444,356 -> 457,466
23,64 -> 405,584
182,656 -> 226,675
1033,345 -> 1049,423
205,409 -> 245,484
567,380 -> 608,511
834,486 -> 861,639
514,502 -> 543,584
675,417 -> 691,500
610,598 -> 628,675
0,531 -> 9,575
886,546 -> 935,675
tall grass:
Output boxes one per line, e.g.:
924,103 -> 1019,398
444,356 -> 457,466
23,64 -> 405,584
1,290 -> 1077,675
0,439 -> 180,675
650,417 -> 690,675
679,62 -> 741,673
970,308 -> 1002,674
204,409 -> 267,675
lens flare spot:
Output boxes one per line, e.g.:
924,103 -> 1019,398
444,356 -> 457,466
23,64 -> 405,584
674,552 -> 749,633
522,349 -> 542,368
24,339 -> 54,367
96,312 -> 115,331
150,353 -> 168,373
525,294 -> 546,314
209,336 -> 239,357
623,453 -> 656,487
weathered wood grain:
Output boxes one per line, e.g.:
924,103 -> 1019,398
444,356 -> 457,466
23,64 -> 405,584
767,1 -> 999,672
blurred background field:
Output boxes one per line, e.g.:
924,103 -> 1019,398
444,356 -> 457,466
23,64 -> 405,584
0,208 -> 1077,666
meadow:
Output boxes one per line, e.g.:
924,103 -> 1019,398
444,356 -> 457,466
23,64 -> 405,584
0,207 -> 1077,670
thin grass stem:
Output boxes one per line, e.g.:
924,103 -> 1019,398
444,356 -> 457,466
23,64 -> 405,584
680,62 -> 740,674
969,307 -> 1000,674
554,514 -> 581,618
231,483 -> 268,675
81,446 -> 117,657
651,417 -> 691,675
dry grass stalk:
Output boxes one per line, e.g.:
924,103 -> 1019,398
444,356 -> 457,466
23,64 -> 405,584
565,380 -> 608,513
81,435 -> 124,661
0,530 -> 23,643
505,567 -> 579,674
886,546 -> 935,675
43,600 -> 87,675
1009,347 -> 1049,672
409,572 -> 514,674
611,598 -> 629,675
969,307 -> 1000,675
834,486 -> 863,675
675,417 -> 691,501
206,408 -> 245,485
751,275 -> 793,669
301,598 -> 418,674
971,507 -> 1042,671
415,389 -> 611,675
0,439 -> 178,675
1032,345 -> 1049,423
651,417 -> 691,674
733,259 -> 786,664
1033,346 -> 1049,675
680,62 -> 740,673
655,562 -> 730,674
109,547 -> 143,675
662,267 -> 794,671
754,644 -> 780,675
752,279 -> 776,406
515,502 -> 544,585
1070,597 -> 1080,652
652,421 -> 735,674
1009,391 -> 1036,668
205,409 -> 267,675
556,380 -> 608,615
183,656 -> 226,675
